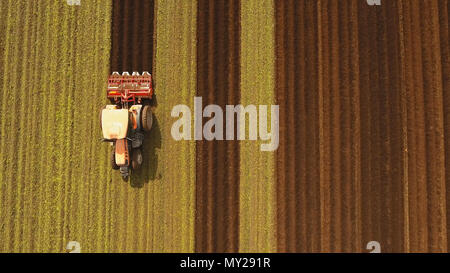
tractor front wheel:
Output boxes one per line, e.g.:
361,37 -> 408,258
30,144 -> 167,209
111,150 -> 119,170
141,105 -> 153,132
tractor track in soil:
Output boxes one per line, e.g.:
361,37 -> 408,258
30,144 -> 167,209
195,0 -> 241,252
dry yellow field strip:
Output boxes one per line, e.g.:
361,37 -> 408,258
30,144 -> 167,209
0,0 -> 111,252
239,0 -> 277,252
136,0 -> 197,252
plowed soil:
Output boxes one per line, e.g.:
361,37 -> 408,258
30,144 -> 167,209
110,0 -> 154,73
195,0 -> 241,253
275,0 -> 449,252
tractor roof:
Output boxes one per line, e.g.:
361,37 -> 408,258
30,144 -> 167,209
101,108 -> 129,140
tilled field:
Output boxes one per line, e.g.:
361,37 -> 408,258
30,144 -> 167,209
0,0 -> 449,253
195,0 -> 241,253
275,0 -> 449,252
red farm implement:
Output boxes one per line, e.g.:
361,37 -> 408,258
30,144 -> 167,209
107,71 -> 154,106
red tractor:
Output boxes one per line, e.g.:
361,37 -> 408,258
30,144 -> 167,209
100,72 -> 154,180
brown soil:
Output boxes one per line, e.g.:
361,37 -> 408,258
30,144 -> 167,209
275,0 -> 449,253
110,0 -> 154,73
195,0 -> 241,253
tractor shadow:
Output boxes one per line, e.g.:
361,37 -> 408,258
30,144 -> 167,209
130,113 -> 162,188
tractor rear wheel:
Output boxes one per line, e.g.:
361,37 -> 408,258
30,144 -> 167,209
141,105 -> 153,132
111,150 -> 119,170
131,149 -> 143,170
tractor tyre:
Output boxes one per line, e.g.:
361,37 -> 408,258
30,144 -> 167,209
111,150 -> 119,170
120,167 -> 129,182
141,105 -> 153,132
131,149 -> 143,170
